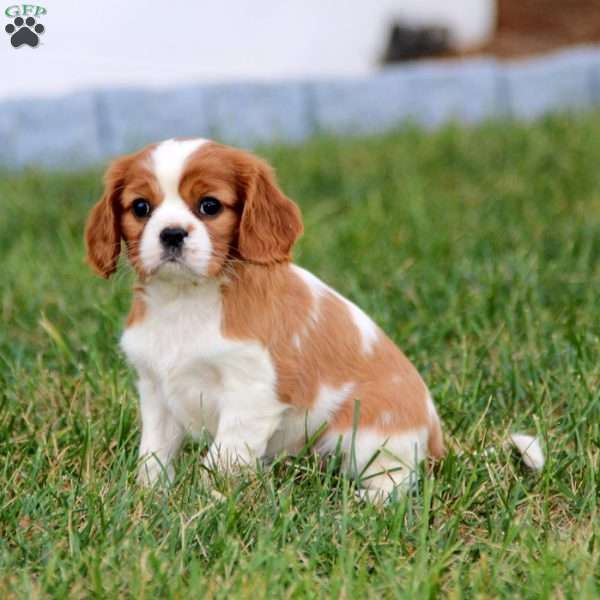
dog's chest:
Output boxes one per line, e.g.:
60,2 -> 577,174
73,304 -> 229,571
120,281 -> 276,435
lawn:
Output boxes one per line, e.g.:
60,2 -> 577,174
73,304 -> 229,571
1,113 -> 599,598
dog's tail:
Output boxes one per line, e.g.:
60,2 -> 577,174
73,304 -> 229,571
510,433 -> 545,470
426,392 -> 544,470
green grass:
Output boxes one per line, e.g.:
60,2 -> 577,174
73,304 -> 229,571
1,112 -> 600,599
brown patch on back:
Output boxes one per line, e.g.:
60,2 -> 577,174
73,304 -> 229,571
221,263 -> 441,454
221,263 -> 316,405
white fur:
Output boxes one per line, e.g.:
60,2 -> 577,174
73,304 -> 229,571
291,334 -> 301,350
292,265 -> 324,340
510,434 -> 545,471
342,300 -> 379,354
380,411 -> 395,427
121,276 -> 395,488
139,195 -> 214,279
152,138 -> 208,197
122,278 -> 286,479
292,264 -> 325,300
311,383 -> 355,431
320,427 -> 428,502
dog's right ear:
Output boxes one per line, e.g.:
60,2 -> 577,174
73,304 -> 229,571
85,156 -> 132,278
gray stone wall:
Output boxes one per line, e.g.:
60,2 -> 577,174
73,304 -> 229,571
2,46 -> 600,169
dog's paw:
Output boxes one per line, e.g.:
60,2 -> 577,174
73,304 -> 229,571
137,460 -> 174,487
5,16 -> 44,48
203,445 -> 255,473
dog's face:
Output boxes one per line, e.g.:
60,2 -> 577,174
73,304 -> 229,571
85,139 -> 303,281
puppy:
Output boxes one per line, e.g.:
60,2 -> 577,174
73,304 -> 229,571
85,139 -> 445,500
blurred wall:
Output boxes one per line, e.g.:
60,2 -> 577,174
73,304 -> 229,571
1,0 -> 496,100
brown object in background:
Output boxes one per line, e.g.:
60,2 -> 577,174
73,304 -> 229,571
481,0 -> 600,58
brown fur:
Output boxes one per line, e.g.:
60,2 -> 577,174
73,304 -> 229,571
179,143 -> 303,270
85,155 -> 132,278
85,146 -> 156,278
236,158 -> 303,264
221,262 -> 444,456
126,292 -> 147,328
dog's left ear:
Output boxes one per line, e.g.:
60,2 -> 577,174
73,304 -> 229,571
237,155 -> 303,264
85,155 -> 132,278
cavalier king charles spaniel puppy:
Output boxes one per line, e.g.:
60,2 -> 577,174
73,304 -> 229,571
85,138 -> 445,501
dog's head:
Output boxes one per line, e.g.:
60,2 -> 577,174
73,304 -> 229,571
85,139 -> 303,281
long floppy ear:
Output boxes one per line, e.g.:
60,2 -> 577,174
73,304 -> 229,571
85,156 -> 131,278
237,156 -> 303,264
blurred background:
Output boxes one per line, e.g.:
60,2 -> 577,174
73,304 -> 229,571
2,0 -> 497,99
2,0 -> 600,167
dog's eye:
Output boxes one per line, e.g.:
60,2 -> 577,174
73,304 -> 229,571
132,199 -> 151,218
197,197 -> 223,217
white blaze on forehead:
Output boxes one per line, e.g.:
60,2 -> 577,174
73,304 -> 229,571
140,138 -> 212,278
151,138 -> 209,197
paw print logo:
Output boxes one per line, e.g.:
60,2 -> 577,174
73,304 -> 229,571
5,16 -> 44,48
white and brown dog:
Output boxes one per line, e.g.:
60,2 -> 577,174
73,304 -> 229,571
85,138 -> 446,500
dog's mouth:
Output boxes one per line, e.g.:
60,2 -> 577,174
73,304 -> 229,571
159,254 -> 187,270
160,247 -> 189,267
162,245 -> 182,260
150,251 -> 201,280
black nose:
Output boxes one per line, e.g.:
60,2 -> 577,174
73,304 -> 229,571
160,227 -> 188,249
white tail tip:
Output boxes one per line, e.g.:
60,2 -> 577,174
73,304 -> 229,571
510,434 -> 545,471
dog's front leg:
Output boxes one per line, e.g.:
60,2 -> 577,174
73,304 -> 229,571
204,386 -> 284,471
137,377 -> 184,485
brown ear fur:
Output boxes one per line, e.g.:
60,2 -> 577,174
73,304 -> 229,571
237,156 -> 303,264
85,156 -> 131,278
